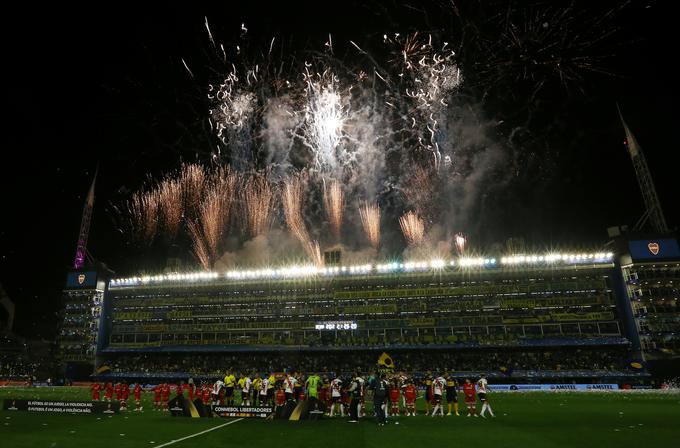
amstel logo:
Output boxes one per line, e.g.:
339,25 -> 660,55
78,274 -> 86,284
647,242 -> 660,256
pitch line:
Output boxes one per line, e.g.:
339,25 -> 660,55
155,418 -> 244,447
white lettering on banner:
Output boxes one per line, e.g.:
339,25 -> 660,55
486,384 -> 619,391
213,406 -> 273,413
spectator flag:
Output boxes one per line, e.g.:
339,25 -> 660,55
377,352 -> 394,369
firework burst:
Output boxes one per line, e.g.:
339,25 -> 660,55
126,190 -> 159,243
402,165 -> 437,218
455,232 -> 466,255
187,220 -> 211,270
240,172 -> 275,238
180,164 -> 207,217
198,190 -> 224,260
386,32 -> 462,169
282,173 -> 323,265
359,201 -> 380,250
298,69 -> 348,177
323,179 -> 344,241
399,211 -> 425,247
157,178 -> 184,240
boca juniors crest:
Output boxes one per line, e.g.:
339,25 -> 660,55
647,242 -> 660,255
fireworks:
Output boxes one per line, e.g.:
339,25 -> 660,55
323,180 -> 344,241
386,32 -> 462,169
180,164 -> 207,217
157,178 -> 184,240
126,190 -> 159,243
208,64 -> 259,170
282,173 -> 323,265
402,165 -> 437,218
298,69 -> 348,177
359,201 -> 380,250
198,191 -> 224,260
240,172 -> 275,238
399,211 -> 425,247
455,233 -> 466,254
188,220 -> 211,270
468,3 -> 623,99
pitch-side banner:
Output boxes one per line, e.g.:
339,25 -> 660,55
489,384 -> 619,391
213,405 -> 274,418
2,399 -> 121,414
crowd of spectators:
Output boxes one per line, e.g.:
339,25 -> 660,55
102,347 -> 631,378
0,334 -> 56,381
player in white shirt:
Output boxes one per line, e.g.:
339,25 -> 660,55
241,376 -> 253,406
477,374 -> 495,418
431,375 -> 446,416
284,374 -> 297,402
259,377 -> 269,403
211,380 -> 224,406
398,373 -> 409,408
356,375 -> 366,417
329,377 -> 344,417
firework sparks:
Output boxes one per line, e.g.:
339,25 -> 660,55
399,211 -> 425,247
180,164 -> 207,218
126,190 -> 159,243
323,180 -> 344,241
157,178 -> 184,240
198,190 -> 224,260
386,32 -> 462,169
282,173 -> 323,265
298,69 -> 347,176
402,165 -> 437,218
210,165 -> 239,231
359,201 -> 381,250
455,232 -> 466,254
188,220 -> 211,270
240,172 -> 275,238
208,65 -> 258,170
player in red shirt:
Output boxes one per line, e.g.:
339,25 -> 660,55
104,382 -> 114,402
121,382 -> 130,411
183,382 -> 193,401
321,378 -> 332,411
153,384 -> 162,411
114,383 -> 123,402
133,383 -> 143,411
389,380 -> 401,416
275,387 -> 286,407
161,383 -> 171,411
462,378 -> 477,417
202,384 -> 211,406
404,380 -> 417,416
91,383 -> 102,401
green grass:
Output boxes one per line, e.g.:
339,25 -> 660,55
1,387 -> 679,447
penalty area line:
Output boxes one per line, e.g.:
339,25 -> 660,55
155,418 -> 244,447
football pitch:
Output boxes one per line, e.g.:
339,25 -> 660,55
1,387 -> 679,448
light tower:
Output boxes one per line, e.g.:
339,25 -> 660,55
73,169 -> 97,269
617,106 -> 669,233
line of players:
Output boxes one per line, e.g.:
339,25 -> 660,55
90,371 -> 495,418
317,372 -> 495,418
90,382 -> 144,411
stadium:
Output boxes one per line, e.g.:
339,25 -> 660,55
2,234 -> 677,448
3,2 -> 680,447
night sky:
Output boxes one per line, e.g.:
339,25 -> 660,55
1,0 -> 677,338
